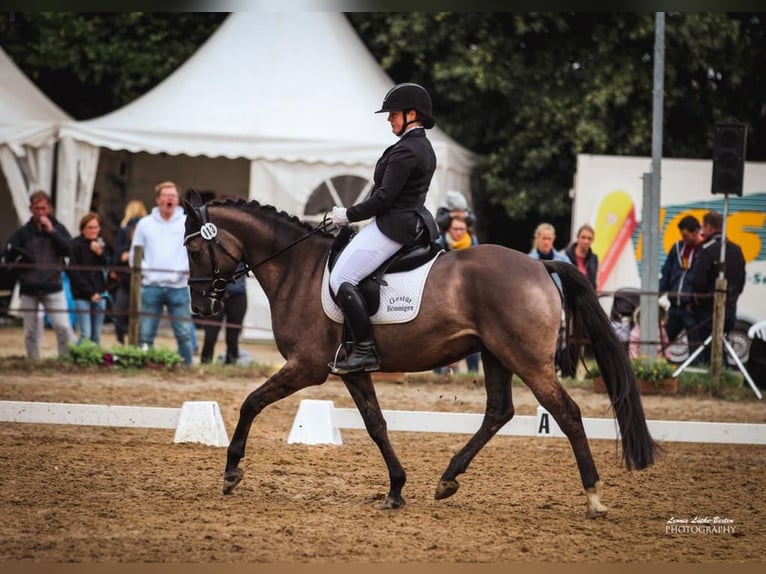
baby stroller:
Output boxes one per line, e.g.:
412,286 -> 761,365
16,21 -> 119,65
609,287 -> 640,350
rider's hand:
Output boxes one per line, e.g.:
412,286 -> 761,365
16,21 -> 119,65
331,206 -> 349,226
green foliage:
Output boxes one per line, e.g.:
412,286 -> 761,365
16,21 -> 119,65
2,12 -> 764,249
66,339 -> 104,366
583,356 -> 747,397
67,340 -> 182,369
348,13 -> 766,246
677,368 -> 744,394
0,12 -> 228,119
630,356 -> 676,385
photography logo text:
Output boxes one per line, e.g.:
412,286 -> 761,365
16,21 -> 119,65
665,516 -> 736,535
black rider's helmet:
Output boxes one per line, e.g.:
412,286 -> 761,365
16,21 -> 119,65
375,83 -> 435,129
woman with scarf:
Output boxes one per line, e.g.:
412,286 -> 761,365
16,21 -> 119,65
434,215 -> 481,374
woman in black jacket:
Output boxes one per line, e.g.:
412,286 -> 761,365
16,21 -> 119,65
68,212 -> 110,345
564,224 -> 599,291
328,83 -> 438,374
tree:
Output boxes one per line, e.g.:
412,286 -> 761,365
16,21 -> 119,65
348,13 -> 765,248
0,12 -> 228,119
3,12 -> 763,249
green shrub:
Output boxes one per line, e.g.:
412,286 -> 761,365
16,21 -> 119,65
67,340 -> 182,369
67,340 -> 106,366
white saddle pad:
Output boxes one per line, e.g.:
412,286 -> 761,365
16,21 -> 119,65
321,251 -> 443,324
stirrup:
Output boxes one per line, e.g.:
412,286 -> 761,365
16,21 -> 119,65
328,345 -> 380,375
328,343 -> 345,373
329,359 -> 381,375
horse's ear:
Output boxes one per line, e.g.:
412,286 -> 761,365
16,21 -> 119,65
185,189 -> 204,208
182,198 -> 197,219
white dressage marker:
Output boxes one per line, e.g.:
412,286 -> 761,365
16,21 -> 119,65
0,400 -> 229,447
287,399 -> 766,446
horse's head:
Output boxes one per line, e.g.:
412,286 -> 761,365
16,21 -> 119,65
183,199 -> 246,317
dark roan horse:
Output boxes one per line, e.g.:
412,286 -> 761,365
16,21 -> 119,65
183,198 -> 657,518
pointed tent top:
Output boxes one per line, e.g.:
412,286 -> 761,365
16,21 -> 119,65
0,45 -> 70,151
60,12 -> 475,167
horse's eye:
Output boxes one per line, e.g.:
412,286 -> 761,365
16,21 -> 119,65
189,249 -> 203,262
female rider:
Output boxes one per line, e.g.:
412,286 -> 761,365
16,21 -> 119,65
329,83 -> 439,374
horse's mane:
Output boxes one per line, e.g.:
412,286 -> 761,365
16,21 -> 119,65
207,197 -> 334,238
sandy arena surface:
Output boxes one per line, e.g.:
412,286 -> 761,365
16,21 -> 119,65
0,326 -> 764,563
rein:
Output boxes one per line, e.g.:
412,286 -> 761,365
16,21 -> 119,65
184,204 -> 331,298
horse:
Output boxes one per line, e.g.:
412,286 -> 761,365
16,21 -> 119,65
183,198 -> 657,518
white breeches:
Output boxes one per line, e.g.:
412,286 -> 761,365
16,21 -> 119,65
329,219 -> 402,294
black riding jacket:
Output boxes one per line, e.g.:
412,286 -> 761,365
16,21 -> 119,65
346,128 -> 438,246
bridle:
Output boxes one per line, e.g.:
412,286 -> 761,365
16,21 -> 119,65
184,203 -> 331,300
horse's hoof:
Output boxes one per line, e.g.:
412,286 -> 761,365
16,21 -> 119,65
382,495 -> 406,510
223,468 -> 244,495
434,479 -> 459,500
586,506 -> 609,519
585,480 -> 608,518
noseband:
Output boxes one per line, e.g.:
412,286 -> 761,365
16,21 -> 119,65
184,204 -> 247,299
184,204 -> 332,299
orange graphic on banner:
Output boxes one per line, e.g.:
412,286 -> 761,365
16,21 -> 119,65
592,190 -> 637,292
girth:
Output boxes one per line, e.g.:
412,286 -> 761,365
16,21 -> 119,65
327,226 -> 443,315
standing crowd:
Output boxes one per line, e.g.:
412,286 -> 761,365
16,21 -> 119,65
3,183 -> 248,367
525,210 -> 746,369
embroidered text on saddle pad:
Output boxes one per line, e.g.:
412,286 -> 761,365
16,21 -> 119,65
321,254 -> 441,324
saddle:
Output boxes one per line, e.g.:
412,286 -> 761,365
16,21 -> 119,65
327,226 -> 443,316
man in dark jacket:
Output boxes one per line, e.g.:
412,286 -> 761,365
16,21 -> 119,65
5,190 -> 75,358
659,215 -> 703,350
690,210 -> 746,363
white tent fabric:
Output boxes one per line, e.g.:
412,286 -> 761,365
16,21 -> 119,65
0,45 -> 71,227
58,13 -> 475,174
58,12 -> 478,340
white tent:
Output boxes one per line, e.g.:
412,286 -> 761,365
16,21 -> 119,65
58,12 -> 477,340
0,45 -> 70,235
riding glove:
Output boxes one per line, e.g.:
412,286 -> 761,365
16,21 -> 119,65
331,206 -> 349,226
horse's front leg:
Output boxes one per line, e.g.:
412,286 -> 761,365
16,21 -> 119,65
224,360 -> 326,495
435,350 -> 513,500
341,371 -> 407,509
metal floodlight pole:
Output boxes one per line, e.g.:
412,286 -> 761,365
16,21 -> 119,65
709,196 -> 729,383
639,12 -> 664,360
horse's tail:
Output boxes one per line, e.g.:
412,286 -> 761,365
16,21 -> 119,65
543,260 -> 657,471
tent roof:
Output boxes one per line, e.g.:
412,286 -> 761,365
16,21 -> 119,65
59,12 -> 475,168
0,46 -> 70,151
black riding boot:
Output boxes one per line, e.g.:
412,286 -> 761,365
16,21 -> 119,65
329,282 -> 381,375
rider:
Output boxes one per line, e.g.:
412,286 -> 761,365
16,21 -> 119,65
329,82 -> 439,374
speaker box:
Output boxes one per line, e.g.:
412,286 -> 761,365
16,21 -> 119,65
711,122 -> 747,196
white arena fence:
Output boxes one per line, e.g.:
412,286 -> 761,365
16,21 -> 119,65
0,400 -> 229,447
287,399 -> 766,446
2,397 -> 762,450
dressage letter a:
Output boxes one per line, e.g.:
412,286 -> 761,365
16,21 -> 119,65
538,413 -> 550,435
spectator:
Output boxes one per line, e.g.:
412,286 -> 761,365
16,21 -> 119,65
4,190 -> 75,359
435,190 -> 476,234
434,216 -> 480,374
690,210 -> 746,364
528,222 -> 570,262
564,224 -> 599,290
111,200 -> 148,344
130,181 -> 193,365
200,262 -> 248,365
68,212 -> 110,345
659,215 -> 703,352
528,222 -> 572,376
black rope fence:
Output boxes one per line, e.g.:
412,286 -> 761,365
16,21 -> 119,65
0,260 -> 720,344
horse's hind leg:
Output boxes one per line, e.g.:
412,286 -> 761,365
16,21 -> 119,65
224,361 -> 326,495
435,350 -> 514,500
522,368 -> 607,518
341,372 -> 407,509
